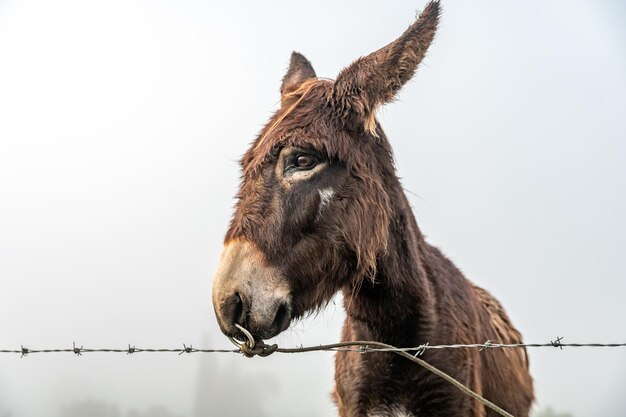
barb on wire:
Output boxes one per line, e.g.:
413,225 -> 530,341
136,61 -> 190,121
179,344 -> 194,355
414,342 -> 428,356
551,336 -> 564,350
479,340 -> 493,351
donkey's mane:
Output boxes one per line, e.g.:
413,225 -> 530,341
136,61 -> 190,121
253,78 -> 325,153
242,79 -> 359,178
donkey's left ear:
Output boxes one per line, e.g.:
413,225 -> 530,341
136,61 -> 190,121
332,1 -> 440,134
280,52 -> 317,100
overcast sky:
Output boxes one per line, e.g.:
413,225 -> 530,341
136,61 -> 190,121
0,1 -> 625,416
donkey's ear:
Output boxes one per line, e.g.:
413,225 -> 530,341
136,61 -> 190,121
280,52 -> 317,99
333,1 -> 440,134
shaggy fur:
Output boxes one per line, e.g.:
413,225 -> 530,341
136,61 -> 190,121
213,2 -> 534,416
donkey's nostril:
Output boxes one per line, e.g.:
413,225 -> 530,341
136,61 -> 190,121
224,292 -> 246,330
273,301 -> 292,333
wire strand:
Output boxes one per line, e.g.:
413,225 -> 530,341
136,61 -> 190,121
276,341 -> 626,353
3,339 -> 624,356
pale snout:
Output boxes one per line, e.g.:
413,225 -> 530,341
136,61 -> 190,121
212,240 -> 293,340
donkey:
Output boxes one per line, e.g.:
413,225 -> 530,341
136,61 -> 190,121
212,2 -> 534,416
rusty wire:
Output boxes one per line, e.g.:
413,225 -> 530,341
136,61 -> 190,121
3,336 -> 625,357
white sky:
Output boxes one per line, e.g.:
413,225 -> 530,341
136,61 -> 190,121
0,1 -> 624,416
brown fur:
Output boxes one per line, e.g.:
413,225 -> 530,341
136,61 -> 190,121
212,2 -> 534,415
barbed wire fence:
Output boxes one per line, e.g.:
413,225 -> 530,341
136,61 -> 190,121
2,334 -> 626,417
3,337 -> 626,357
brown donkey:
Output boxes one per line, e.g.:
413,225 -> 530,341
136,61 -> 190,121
212,2 -> 533,416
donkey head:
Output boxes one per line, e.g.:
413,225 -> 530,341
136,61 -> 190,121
213,1 -> 440,340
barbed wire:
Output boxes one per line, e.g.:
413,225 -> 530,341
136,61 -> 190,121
2,337 -> 626,357
3,336 -> 626,417
0,342 -> 239,357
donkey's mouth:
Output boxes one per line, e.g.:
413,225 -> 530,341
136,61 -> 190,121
249,304 -> 293,341
228,324 -> 290,347
217,307 -> 293,343
224,301 -> 293,344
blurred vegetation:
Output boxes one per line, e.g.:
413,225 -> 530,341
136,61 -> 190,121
0,381 -> 11,417
58,401 -> 186,417
533,406 -> 574,417
127,406 -> 185,417
59,400 -> 120,417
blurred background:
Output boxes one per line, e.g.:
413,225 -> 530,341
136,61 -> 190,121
0,0 -> 624,416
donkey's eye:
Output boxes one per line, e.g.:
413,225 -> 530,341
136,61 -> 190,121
281,149 -> 322,176
294,154 -> 317,169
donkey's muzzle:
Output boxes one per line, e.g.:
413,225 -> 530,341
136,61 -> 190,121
218,290 -> 292,340
212,240 -> 293,339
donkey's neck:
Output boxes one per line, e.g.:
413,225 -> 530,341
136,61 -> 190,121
342,186 -> 435,346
